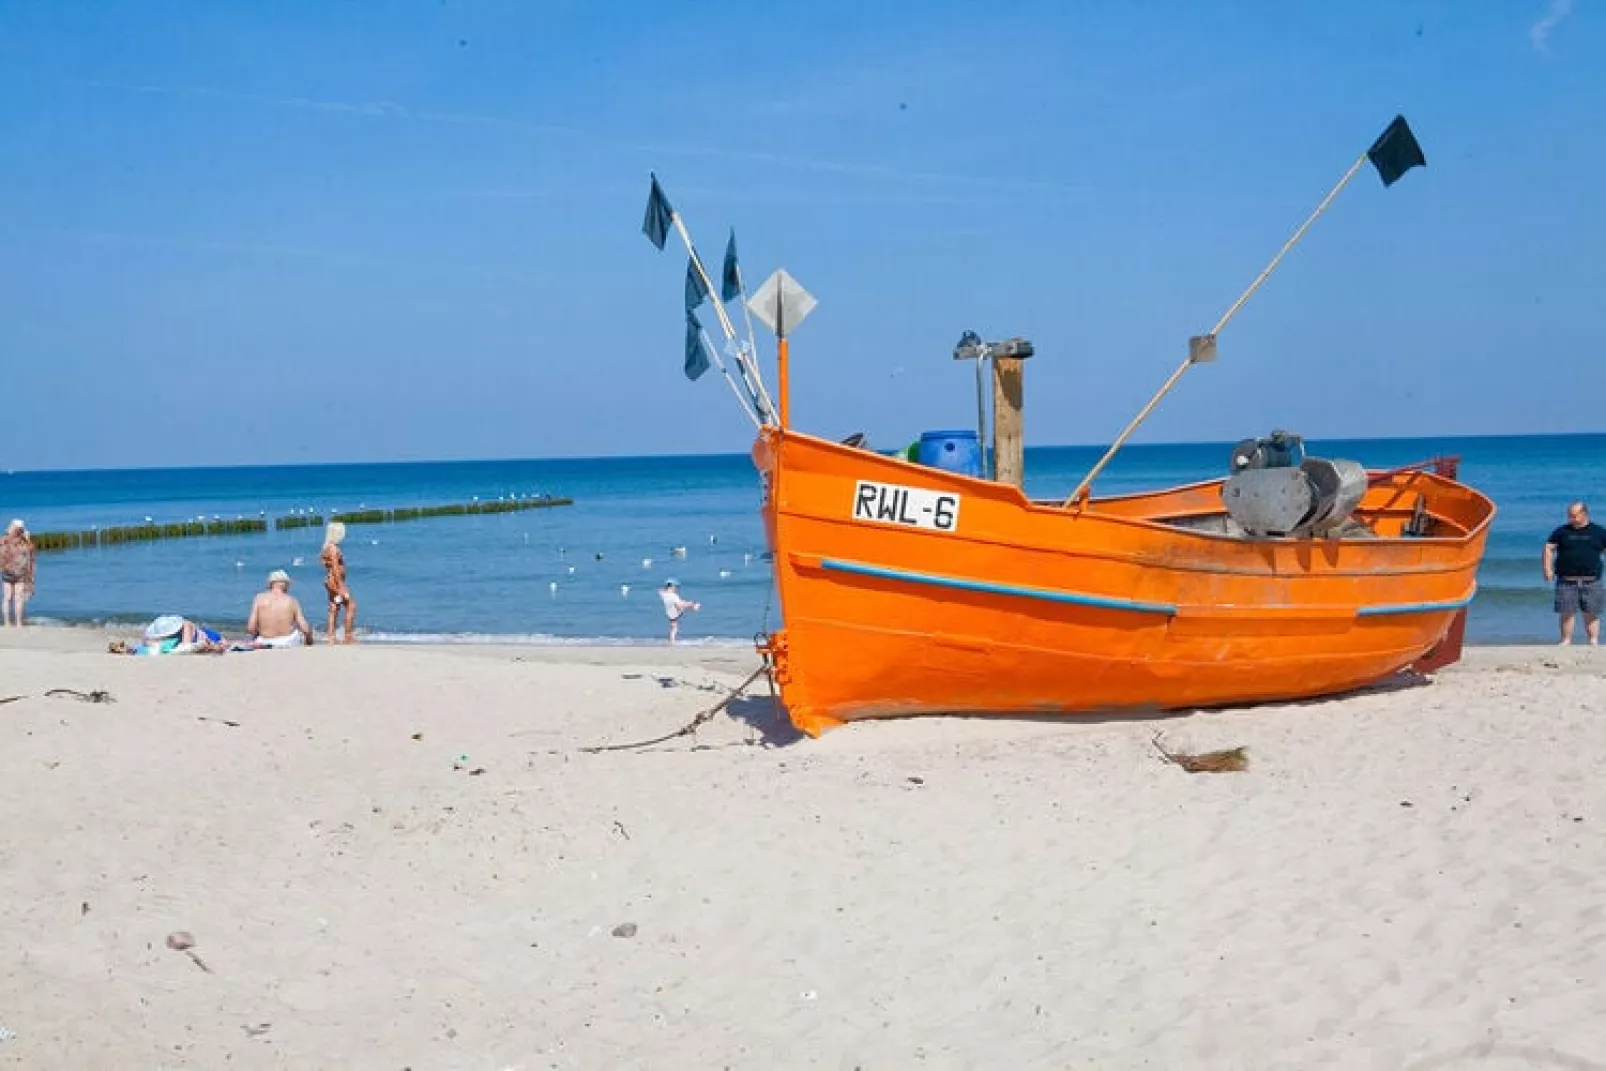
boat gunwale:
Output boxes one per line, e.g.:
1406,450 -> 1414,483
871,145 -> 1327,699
763,427 -> 1498,550
773,510 -> 1483,580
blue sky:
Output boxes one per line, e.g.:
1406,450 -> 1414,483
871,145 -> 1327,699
0,0 -> 1600,470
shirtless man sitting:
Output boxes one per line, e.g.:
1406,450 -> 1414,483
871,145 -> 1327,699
247,570 -> 315,648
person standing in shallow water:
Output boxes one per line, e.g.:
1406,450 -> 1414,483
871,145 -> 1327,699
321,522 -> 358,643
1,519 -> 35,626
1542,501 -> 1606,646
658,579 -> 700,645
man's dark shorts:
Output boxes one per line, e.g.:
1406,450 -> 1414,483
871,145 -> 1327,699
1555,578 -> 1606,616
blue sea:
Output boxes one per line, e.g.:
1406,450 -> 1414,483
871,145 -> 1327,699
3,433 -> 1599,645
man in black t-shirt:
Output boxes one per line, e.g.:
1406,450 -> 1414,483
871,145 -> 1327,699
1543,501 -> 1606,645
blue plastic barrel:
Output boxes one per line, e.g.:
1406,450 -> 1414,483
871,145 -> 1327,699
918,430 -> 983,477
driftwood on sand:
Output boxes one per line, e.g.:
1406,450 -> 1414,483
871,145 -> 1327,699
1152,732 -> 1249,773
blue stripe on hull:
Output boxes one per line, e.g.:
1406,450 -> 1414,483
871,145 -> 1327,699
815,557 -> 1476,620
819,557 -> 1177,616
1356,594 -> 1476,617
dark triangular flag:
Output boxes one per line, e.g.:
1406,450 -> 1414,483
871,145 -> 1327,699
721,229 -> 741,303
1366,116 -> 1426,187
642,173 -> 674,249
685,257 -> 708,312
684,311 -> 711,381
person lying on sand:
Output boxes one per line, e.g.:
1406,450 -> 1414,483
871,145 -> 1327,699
247,569 -> 314,648
109,615 -> 228,655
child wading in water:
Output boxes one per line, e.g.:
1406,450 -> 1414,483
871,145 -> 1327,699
658,579 -> 700,644
321,522 -> 358,643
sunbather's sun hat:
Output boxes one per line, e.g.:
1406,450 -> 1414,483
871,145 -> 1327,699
6,518 -> 21,533
145,615 -> 185,641
267,569 -> 291,587
325,521 -> 346,546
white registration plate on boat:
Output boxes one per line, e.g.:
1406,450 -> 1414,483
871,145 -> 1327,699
851,481 -> 960,532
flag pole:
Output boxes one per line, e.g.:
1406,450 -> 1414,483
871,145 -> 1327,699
730,340 -> 774,425
1204,153 -> 1369,340
672,217 -> 741,358
667,213 -> 770,428
700,323 -> 762,428
1063,152 -> 1370,507
731,264 -> 778,422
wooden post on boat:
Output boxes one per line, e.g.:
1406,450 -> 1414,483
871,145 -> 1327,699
989,337 -> 1034,487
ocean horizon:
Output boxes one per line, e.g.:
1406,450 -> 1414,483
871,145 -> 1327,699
5,431 -> 1601,646
6,427 -> 1591,476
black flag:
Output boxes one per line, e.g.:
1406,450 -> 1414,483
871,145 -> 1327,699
642,173 -> 674,249
685,257 -> 708,312
721,229 -> 741,303
684,311 -> 711,381
1367,116 -> 1426,187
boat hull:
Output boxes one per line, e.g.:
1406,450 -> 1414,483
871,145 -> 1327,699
753,429 -> 1494,736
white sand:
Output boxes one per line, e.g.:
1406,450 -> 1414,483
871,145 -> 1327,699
2,631 -> 1604,1069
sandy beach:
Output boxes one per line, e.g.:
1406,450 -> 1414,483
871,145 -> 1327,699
2,630 -> 1604,1069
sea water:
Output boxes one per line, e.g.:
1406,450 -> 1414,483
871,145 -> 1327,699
3,433 -> 1600,645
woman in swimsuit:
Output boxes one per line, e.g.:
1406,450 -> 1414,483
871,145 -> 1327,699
1,519 -> 35,627
321,522 -> 358,643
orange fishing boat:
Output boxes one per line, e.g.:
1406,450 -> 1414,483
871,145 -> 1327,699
750,430 -> 1492,735
643,114 -> 1494,735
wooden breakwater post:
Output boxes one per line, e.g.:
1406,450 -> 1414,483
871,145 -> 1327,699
989,337 -> 1034,488
34,496 -> 573,553
275,514 -> 324,531
33,518 -> 269,553
274,495 -> 574,530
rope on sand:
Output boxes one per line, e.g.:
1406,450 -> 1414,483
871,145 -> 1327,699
580,666 -> 770,754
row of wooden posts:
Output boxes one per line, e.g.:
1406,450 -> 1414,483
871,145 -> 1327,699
30,496 -> 574,553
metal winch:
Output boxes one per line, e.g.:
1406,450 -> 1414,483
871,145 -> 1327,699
1221,431 -> 1368,537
